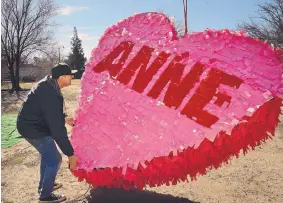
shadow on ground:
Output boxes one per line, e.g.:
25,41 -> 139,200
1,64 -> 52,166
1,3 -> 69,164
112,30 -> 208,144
83,188 -> 200,203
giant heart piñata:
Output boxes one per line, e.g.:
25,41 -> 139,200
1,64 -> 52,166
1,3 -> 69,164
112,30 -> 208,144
70,12 -> 283,190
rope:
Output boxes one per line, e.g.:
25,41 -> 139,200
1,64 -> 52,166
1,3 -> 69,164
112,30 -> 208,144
66,185 -> 92,203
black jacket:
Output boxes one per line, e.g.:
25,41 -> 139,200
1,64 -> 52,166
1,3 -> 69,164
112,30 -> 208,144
17,76 -> 74,156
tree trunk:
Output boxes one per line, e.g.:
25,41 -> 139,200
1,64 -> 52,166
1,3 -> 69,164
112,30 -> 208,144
8,64 -> 16,92
15,66 -> 21,91
15,59 -> 22,92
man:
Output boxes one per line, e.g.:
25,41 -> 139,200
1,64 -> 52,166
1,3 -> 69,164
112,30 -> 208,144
17,63 -> 78,202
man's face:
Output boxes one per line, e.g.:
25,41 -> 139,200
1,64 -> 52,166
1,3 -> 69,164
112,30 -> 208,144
62,75 -> 72,87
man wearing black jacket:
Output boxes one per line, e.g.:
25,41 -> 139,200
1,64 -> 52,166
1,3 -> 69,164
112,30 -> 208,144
17,63 -> 78,203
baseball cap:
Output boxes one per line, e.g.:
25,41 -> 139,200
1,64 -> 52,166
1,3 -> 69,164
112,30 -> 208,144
51,63 -> 77,79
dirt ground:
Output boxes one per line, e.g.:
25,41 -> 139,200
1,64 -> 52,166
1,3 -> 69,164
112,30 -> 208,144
1,80 -> 283,203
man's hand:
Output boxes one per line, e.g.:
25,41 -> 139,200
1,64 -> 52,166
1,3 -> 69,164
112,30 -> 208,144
65,117 -> 74,126
68,155 -> 78,170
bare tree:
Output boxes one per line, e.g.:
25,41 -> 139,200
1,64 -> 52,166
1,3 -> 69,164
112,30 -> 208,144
174,20 -> 186,37
238,0 -> 283,50
1,0 -> 57,91
33,44 -> 60,67
157,10 -> 186,37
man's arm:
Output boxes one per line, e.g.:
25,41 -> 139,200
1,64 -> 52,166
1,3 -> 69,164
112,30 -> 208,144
38,86 -> 74,156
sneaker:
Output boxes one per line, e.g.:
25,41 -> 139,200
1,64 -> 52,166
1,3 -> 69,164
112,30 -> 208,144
38,182 -> 63,194
39,193 -> 66,202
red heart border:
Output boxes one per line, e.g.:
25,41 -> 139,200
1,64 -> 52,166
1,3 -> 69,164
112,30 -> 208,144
72,97 -> 282,190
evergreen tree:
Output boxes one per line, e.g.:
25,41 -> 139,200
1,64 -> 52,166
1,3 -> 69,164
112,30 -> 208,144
66,27 -> 87,75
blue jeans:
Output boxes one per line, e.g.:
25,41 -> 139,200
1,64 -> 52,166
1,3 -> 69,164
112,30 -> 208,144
25,136 -> 62,198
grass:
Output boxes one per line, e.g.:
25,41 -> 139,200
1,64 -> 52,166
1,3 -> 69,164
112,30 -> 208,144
1,82 -> 35,90
1,79 -> 81,90
1,114 -> 23,148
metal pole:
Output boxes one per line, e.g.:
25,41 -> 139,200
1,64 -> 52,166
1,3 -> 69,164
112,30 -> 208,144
183,0 -> 188,34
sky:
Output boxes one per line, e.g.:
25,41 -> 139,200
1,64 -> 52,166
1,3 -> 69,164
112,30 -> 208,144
54,0 -> 270,60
